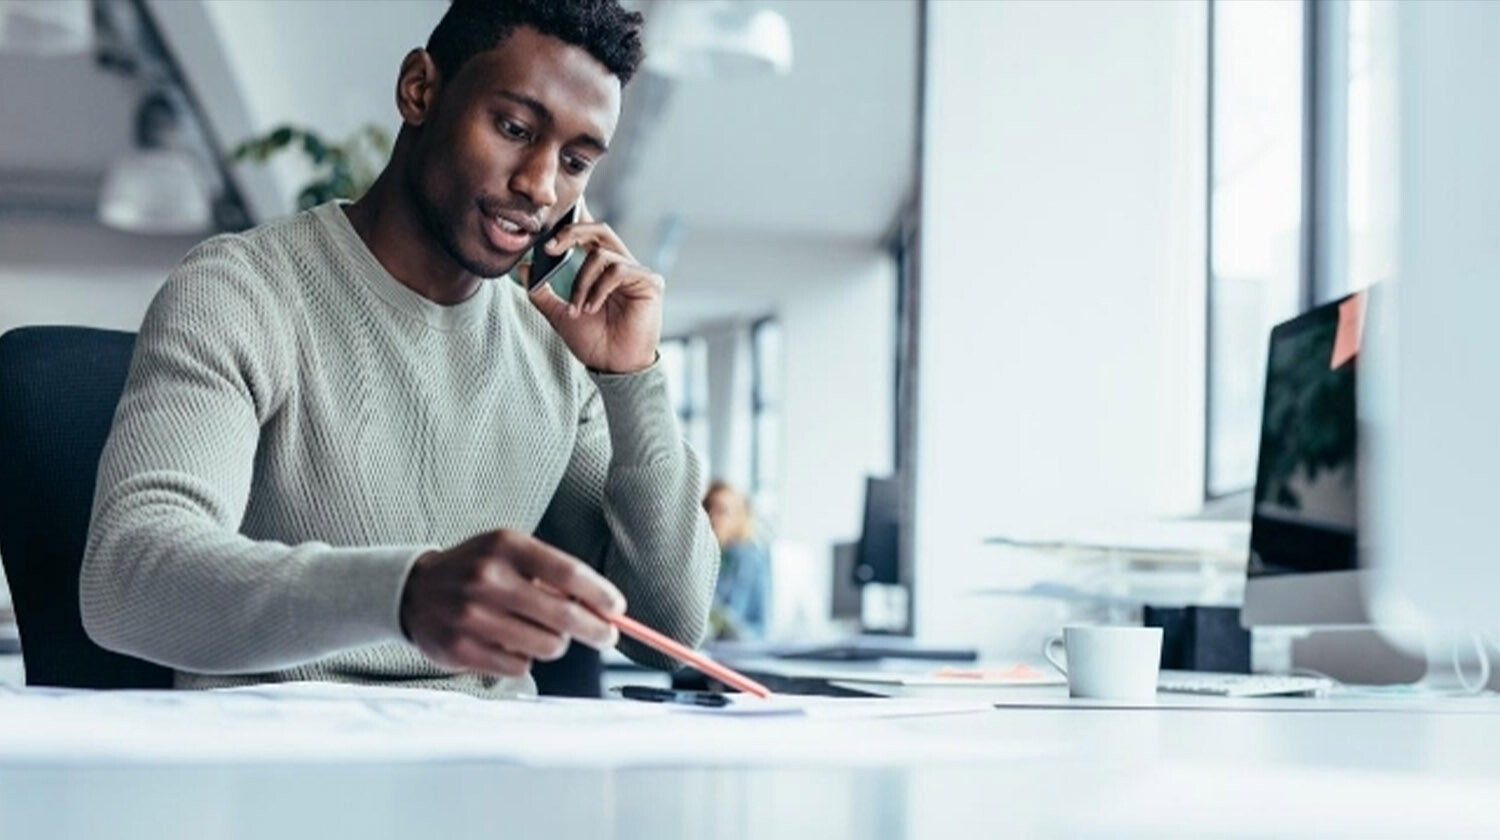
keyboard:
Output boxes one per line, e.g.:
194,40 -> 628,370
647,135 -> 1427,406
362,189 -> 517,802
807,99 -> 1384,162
1157,670 -> 1335,697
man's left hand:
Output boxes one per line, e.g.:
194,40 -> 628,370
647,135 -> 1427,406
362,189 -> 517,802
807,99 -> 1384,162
523,202 -> 662,375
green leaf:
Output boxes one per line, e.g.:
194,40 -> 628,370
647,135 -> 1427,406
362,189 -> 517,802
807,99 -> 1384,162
297,183 -> 327,210
301,133 -> 329,164
328,166 -> 356,200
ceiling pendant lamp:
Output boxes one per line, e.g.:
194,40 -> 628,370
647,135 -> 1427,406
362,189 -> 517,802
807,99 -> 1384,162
98,89 -> 212,235
644,1 -> 793,79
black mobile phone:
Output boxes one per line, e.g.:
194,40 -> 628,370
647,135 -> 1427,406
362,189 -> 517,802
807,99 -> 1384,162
526,204 -> 580,298
616,685 -> 730,708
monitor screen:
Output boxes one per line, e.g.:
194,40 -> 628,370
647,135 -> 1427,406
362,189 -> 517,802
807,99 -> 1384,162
1247,292 -> 1363,578
854,476 -> 901,586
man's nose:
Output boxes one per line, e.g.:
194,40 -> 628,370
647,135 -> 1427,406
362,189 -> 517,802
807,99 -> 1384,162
509,146 -> 559,211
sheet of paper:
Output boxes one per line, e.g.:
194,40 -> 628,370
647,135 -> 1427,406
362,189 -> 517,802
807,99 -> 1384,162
0,683 -> 1048,768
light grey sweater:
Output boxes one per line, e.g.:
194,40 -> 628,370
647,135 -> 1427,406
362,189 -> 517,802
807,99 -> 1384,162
80,201 -> 717,698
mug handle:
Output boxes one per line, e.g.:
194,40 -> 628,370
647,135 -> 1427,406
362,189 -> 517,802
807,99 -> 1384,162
1043,634 -> 1067,675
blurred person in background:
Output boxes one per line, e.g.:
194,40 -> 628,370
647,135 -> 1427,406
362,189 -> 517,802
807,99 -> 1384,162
703,481 -> 769,640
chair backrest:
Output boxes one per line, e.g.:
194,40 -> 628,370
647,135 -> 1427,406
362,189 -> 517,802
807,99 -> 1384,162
0,326 -> 172,688
0,325 -> 601,696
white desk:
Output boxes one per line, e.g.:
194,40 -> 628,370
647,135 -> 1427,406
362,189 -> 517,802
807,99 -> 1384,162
3,686 -> 1500,839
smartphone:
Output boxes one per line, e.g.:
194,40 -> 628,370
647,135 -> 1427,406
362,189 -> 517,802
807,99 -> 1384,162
615,685 -> 730,708
526,204 -> 580,301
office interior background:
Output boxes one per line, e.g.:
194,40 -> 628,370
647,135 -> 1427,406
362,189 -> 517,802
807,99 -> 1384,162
0,0 -> 1414,678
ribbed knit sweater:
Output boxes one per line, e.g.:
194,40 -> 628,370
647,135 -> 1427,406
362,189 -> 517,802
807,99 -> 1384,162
79,201 -> 717,698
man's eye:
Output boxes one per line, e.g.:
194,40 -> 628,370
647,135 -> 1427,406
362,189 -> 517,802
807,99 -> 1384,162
498,119 -> 531,141
562,155 -> 593,175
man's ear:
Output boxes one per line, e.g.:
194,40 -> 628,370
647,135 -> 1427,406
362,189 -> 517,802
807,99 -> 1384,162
396,49 -> 442,127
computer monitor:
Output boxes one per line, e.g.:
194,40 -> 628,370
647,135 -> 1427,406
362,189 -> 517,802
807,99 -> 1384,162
853,476 -> 901,586
1241,291 -> 1372,628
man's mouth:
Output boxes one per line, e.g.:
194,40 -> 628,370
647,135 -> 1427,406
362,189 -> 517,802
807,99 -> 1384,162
481,210 -> 539,254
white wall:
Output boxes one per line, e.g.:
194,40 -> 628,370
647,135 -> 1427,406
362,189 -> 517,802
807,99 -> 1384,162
777,249 -> 896,560
914,0 -> 1209,651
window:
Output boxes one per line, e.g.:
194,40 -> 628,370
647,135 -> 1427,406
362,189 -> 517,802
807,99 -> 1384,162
1207,0 -> 1307,497
750,318 -> 782,523
1341,0 -> 1398,295
1206,0 -> 1400,499
658,336 -> 708,459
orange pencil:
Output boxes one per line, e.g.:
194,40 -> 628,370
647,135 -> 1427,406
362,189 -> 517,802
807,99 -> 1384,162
534,579 -> 773,698
605,610 -> 773,699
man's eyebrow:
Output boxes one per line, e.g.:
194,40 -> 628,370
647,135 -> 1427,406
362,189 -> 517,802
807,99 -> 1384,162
492,89 -> 610,155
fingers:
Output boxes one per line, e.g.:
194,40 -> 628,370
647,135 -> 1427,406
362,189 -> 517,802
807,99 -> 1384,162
484,565 -> 618,649
446,636 -> 532,678
582,262 -> 640,315
504,536 -> 625,615
457,602 -> 570,662
458,531 -> 624,650
566,247 -> 614,315
545,221 -> 633,263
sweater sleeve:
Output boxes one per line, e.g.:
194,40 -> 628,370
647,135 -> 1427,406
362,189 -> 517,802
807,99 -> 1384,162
79,238 -> 429,674
534,363 -> 719,671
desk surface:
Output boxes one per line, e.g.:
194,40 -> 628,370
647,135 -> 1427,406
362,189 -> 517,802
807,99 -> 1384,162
4,687 -> 1500,839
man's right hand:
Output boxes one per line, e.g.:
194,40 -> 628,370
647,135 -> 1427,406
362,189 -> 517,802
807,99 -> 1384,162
399,530 -> 625,678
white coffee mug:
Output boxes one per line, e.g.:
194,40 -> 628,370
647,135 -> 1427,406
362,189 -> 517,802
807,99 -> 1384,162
1043,625 -> 1163,700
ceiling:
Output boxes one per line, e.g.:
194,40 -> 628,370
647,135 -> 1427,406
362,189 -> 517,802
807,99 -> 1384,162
612,0 -> 919,243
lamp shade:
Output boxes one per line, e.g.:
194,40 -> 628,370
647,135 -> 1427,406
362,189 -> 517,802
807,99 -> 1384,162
98,149 -> 212,235
645,2 -> 793,79
0,0 -> 93,56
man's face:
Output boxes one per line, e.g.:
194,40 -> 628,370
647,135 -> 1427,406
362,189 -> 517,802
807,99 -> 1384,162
406,26 -> 621,278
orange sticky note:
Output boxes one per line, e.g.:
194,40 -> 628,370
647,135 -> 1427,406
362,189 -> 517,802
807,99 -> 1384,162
935,663 -> 1046,681
1331,292 -> 1366,370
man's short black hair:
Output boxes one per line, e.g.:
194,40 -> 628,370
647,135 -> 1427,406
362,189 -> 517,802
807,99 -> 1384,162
426,0 -> 646,87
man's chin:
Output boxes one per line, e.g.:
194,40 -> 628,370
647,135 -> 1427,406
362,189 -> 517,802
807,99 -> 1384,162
457,242 -> 524,280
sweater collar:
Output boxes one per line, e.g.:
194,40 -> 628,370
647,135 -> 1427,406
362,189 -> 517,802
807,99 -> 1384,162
313,201 -> 493,332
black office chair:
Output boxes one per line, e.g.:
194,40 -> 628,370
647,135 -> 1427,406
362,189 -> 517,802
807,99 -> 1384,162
0,325 -> 600,696
0,326 -> 170,688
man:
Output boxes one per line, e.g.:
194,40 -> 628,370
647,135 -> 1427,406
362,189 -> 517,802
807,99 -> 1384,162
79,0 -> 718,698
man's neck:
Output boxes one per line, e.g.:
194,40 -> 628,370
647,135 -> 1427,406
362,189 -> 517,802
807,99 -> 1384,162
342,172 -> 482,306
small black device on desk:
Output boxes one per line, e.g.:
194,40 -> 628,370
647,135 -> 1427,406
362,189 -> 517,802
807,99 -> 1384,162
616,685 -> 729,708
779,641 -> 978,663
